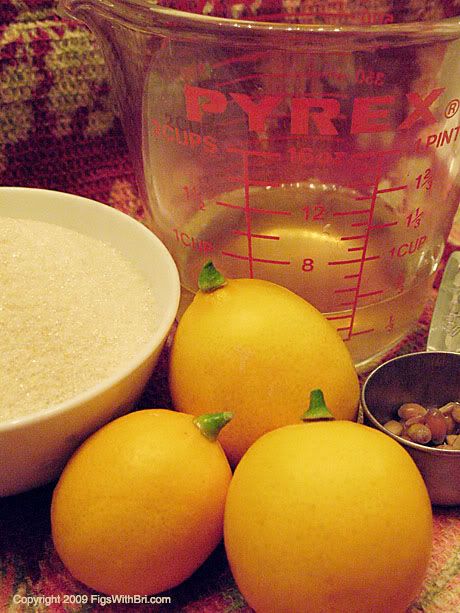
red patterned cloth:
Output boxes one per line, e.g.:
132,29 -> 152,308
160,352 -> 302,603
0,1 -> 459,611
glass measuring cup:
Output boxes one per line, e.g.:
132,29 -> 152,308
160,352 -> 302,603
62,1 -> 460,370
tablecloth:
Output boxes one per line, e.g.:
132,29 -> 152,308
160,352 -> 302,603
0,1 -> 459,611
0,288 -> 460,613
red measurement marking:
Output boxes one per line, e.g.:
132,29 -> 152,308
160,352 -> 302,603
334,287 -> 358,294
370,221 -> 398,230
336,291 -> 383,309
350,328 -> 375,337
336,326 -> 375,335
328,255 -> 380,266
333,209 -> 370,216
358,290 -> 384,298
222,251 -> 290,266
377,185 -> 407,194
341,171 -> 392,340
341,234 -> 367,241
241,152 -> 254,277
223,147 -> 289,277
232,230 -> 280,240
356,186 -> 407,201
330,170 -> 404,340
216,200 -> 245,211
327,313 -> 352,321
215,200 -> 292,216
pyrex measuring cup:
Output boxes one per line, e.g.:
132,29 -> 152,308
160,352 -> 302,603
62,1 -> 460,370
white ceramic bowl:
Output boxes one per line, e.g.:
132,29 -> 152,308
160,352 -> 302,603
0,187 -> 180,496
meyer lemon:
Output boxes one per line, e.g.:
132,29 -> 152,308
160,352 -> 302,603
169,262 -> 360,465
51,409 -> 232,595
224,390 -> 433,613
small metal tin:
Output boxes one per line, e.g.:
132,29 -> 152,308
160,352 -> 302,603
361,351 -> 460,506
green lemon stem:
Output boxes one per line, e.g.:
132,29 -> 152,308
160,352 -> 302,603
301,389 -> 335,422
193,412 -> 233,441
198,261 -> 227,292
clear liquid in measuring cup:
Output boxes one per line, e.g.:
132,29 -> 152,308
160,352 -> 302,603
175,181 -> 440,370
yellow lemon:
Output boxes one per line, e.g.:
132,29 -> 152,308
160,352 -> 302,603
224,391 -> 433,613
51,409 -> 232,595
169,262 -> 360,466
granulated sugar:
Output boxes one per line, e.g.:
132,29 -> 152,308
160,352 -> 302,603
0,217 -> 158,421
